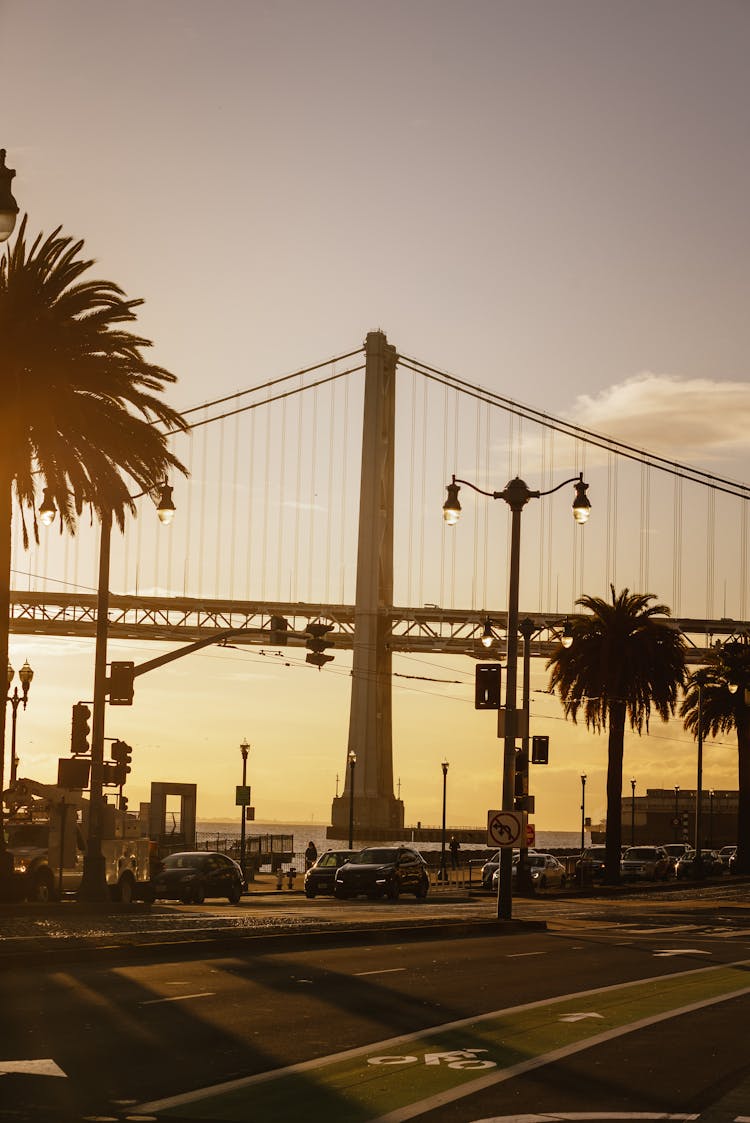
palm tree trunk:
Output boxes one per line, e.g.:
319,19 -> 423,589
0,476 -> 11,880
736,711 -> 750,874
604,700 -> 626,884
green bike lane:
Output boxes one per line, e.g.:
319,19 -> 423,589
138,956 -> 750,1122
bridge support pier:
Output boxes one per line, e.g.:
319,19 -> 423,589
330,331 -> 404,841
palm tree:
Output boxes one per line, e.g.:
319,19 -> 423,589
681,641 -> 750,874
547,586 -> 686,884
0,218 -> 187,861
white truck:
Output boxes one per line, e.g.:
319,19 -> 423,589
3,777 -> 152,902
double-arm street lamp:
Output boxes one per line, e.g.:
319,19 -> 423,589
347,749 -> 357,849
444,472 -> 591,920
40,482 -> 176,901
0,149 -> 18,243
7,660 -> 34,787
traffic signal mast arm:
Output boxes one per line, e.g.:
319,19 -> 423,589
129,623 -> 336,679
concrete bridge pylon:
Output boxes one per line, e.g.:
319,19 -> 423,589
329,330 -> 405,841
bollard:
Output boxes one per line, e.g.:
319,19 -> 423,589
286,867 -> 297,890
276,867 -> 284,891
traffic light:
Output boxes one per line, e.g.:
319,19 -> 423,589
111,739 -> 133,786
475,663 -> 502,709
531,735 -> 549,764
71,703 -> 91,755
109,661 -> 135,705
514,746 -> 529,810
305,623 -> 334,669
269,615 -> 289,646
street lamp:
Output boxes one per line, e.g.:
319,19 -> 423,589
42,481 -> 176,901
7,660 -> 33,787
440,759 -> 449,882
580,774 -> 587,851
444,471 -> 590,921
0,659 -> 33,869
347,749 -> 357,849
674,785 -> 680,842
239,739 -> 250,890
481,617 -> 494,648
709,789 -> 715,848
0,149 -> 19,243
630,777 -> 636,846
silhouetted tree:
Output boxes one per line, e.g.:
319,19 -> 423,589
547,587 -> 686,884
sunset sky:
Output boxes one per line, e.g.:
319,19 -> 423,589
3,1 -> 750,831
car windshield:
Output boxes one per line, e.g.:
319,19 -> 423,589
354,848 -> 399,864
624,848 -> 657,859
163,854 -> 205,870
318,852 -> 355,868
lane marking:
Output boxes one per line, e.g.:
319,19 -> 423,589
470,1114 -> 701,1121
559,1013 -> 604,1022
139,992 -> 215,1006
506,952 -> 545,959
135,958 -> 750,1121
653,950 -> 711,958
0,1059 -> 67,1078
355,969 -> 407,977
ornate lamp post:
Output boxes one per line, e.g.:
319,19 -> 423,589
7,660 -> 33,787
239,739 -> 250,890
41,482 -> 176,901
347,749 -> 357,849
0,149 -> 19,242
444,472 -> 590,922
440,759 -> 449,882
630,777 -> 636,846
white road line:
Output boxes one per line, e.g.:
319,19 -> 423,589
355,968 -> 407,977
470,1114 -> 700,1122
139,991 -> 215,1006
507,952 -> 545,958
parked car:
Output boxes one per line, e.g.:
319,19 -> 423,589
576,845 -> 607,880
661,842 -> 692,873
675,849 -> 724,879
304,849 -> 359,898
334,846 -> 429,900
150,851 -> 244,904
492,852 -> 566,891
481,851 -> 501,889
620,845 -> 672,881
718,845 -> 737,869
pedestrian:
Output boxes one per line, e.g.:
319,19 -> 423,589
305,840 -> 318,870
449,835 -> 460,869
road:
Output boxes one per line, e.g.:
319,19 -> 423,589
1,883 -> 750,1122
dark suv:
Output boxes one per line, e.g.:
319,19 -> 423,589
334,846 -> 429,901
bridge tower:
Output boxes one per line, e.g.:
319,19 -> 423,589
330,331 -> 405,839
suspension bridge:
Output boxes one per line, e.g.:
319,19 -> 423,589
10,331 -> 750,836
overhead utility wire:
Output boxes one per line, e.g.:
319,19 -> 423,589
178,348 -> 365,418
399,355 -> 750,501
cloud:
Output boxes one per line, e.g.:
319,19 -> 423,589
571,374 -> 750,464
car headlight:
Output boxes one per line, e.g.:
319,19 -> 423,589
13,857 -> 28,873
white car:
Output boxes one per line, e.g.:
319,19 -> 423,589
492,852 -> 567,891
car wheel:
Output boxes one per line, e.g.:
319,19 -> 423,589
305,887 -> 316,899
333,887 -> 348,899
560,875 -> 566,889
228,885 -> 242,904
192,883 -> 206,905
415,879 -> 428,900
30,870 -> 56,903
539,875 -> 547,889
387,879 -> 400,901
